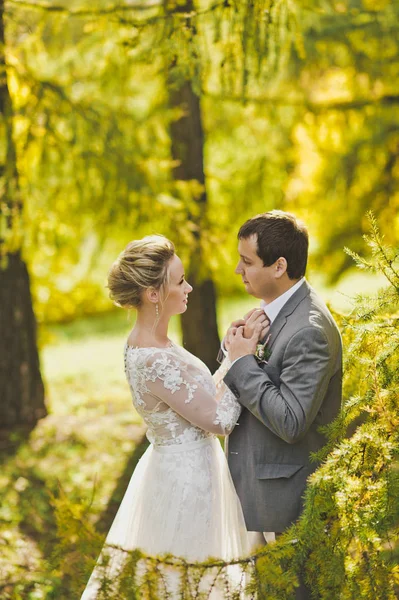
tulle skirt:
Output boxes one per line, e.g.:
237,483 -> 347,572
80,436 -> 250,599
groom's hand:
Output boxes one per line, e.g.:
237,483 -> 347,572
243,308 -> 269,340
228,325 -> 261,363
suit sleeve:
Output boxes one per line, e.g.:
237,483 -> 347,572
223,326 -> 332,444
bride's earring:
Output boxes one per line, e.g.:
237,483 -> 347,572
156,303 -> 159,319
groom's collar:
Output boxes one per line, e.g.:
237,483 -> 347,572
260,279 -> 310,350
260,278 -> 306,323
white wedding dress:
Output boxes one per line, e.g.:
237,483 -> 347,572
80,341 -> 250,599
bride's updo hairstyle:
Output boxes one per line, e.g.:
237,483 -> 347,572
107,235 -> 175,309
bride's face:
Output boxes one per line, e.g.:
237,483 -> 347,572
162,254 -> 193,316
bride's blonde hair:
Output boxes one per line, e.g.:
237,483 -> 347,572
107,235 -> 175,309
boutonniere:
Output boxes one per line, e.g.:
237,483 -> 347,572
255,334 -> 271,363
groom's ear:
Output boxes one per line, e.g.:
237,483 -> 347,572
274,257 -> 288,279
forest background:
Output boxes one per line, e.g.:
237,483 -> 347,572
0,0 -> 398,598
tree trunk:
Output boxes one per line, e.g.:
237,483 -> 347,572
0,0 -> 46,428
169,61 -> 221,372
0,255 -> 46,427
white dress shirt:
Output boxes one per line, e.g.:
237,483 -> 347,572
259,277 -> 305,324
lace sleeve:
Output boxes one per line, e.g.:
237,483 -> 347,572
213,357 -> 242,432
213,356 -> 232,391
144,351 -> 240,435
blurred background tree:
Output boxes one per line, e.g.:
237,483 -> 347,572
282,0 -> 399,282
0,0 -> 45,428
2,0 -> 304,377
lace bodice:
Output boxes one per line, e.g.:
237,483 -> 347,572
124,342 -> 241,447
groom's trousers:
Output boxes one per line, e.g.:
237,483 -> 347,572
248,531 -> 310,600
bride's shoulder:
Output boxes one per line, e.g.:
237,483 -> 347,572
125,341 -> 184,365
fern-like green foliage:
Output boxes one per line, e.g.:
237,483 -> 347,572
50,212 -> 399,599
296,212 -> 399,599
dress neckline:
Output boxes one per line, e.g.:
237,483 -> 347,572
125,340 -> 175,351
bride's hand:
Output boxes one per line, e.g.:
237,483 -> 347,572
228,324 -> 262,363
224,309 -> 269,351
243,308 -> 270,341
224,318 -> 246,351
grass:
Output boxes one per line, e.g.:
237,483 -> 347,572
0,274 -> 381,598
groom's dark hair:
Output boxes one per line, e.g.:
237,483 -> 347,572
238,210 -> 309,279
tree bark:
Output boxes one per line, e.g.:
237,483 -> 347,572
0,0 -> 46,428
0,255 -> 46,427
168,31 -> 221,372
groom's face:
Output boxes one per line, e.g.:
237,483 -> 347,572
235,235 -> 277,300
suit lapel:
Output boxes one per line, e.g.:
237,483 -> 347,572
261,281 -> 310,351
266,316 -> 287,352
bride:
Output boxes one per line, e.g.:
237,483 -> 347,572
80,235 -> 268,599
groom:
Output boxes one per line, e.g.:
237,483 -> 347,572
220,210 -> 342,599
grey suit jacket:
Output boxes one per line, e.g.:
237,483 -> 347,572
222,281 -> 342,532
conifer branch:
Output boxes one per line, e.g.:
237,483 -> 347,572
204,91 -> 399,111
363,212 -> 399,289
5,0 -> 227,20
344,247 -> 374,271
6,0 -> 162,15
116,0 -> 228,31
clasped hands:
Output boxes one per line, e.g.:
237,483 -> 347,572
225,308 -> 270,363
